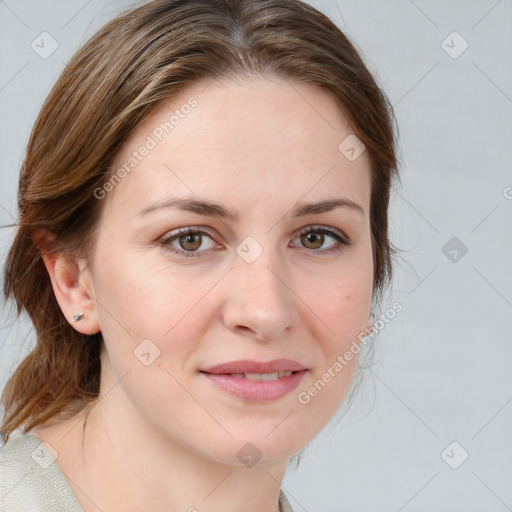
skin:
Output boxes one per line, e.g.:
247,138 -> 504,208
32,75 -> 374,512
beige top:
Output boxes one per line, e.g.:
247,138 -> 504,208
0,432 -> 294,511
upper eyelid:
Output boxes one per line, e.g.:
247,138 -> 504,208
161,224 -> 350,246
294,224 -> 350,241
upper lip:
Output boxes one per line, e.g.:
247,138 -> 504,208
202,359 -> 307,374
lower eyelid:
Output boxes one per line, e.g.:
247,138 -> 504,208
160,226 -> 351,257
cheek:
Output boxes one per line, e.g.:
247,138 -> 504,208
90,243 -> 219,370
295,272 -> 372,428
309,257 -> 373,343
92,242 -> 180,329
298,249 -> 372,408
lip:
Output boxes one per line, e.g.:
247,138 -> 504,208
201,359 -> 307,402
202,359 -> 307,374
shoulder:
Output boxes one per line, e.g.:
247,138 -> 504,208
0,431 -> 83,511
278,489 -> 295,512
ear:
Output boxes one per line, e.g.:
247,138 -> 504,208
32,228 -> 100,335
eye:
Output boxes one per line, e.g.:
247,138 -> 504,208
291,226 -> 351,253
160,225 -> 352,259
160,227 -> 220,258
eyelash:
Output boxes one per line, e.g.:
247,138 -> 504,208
159,225 -> 352,259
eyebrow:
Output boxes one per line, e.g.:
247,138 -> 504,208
138,196 -> 364,220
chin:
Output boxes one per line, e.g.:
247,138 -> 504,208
203,421 -> 311,467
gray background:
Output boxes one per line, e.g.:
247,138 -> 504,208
1,1 -> 511,511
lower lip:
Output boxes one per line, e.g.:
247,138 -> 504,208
202,371 -> 307,402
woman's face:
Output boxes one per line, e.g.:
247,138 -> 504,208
86,75 -> 373,464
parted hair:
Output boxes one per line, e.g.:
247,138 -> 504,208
1,0 -> 398,443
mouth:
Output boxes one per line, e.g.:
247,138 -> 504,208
200,359 -> 307,402
227,371 -> 296,380
202,358 -> 306,374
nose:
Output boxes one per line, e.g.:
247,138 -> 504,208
220,248 -> 301,342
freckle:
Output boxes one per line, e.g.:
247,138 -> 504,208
345,295 -> 351,300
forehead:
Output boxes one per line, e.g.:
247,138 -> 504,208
104,76 -> 371,219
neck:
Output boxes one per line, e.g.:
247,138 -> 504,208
33,370 -> 289,512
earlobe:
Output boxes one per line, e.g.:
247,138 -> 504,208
32,228 -> 101,335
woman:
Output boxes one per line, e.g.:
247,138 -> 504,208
0,0 -> 398,510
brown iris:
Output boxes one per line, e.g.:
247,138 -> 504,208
179,233 -> 202,251
300,231 -> 324,250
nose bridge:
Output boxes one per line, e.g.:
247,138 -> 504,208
222,237 -> 300,339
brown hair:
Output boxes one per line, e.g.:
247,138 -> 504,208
1,0 -> 398,443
